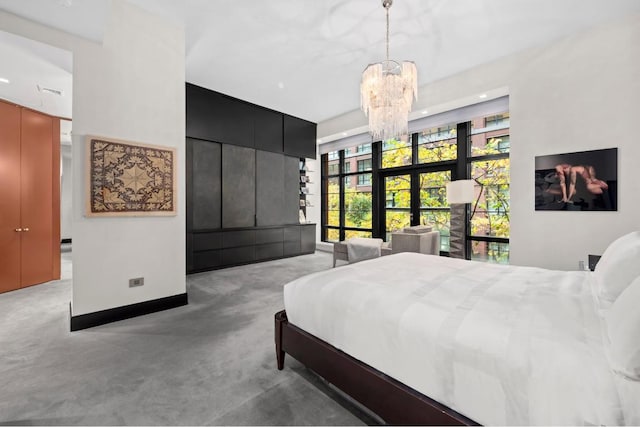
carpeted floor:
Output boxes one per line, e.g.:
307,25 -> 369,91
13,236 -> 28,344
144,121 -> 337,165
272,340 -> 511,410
0,250 -> 375,425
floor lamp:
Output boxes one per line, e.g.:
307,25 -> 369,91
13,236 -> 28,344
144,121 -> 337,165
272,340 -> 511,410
446,180 -> 475,259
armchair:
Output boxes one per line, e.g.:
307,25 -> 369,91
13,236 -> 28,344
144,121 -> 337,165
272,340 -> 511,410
388,226 -> 440,256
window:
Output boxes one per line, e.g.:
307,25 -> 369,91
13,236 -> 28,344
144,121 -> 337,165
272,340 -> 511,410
357,174 -> 371,186
357,143 -> 371,154
468,112 -> 510,263
381,135 -> 411,168
357,159 -> 372,186
358,159 -> 372,172
484,113 -> 510,129
344,162 -> 351,186
321,106 -> 510,263
321,144 -> 373,242
417,124 -> 457,164
419,171 -> 451,252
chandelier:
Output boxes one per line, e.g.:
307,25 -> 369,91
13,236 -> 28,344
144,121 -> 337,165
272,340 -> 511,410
361,0 -> 417,141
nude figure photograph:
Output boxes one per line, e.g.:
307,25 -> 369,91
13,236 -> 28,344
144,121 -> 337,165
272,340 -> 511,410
534,148 -> 617,211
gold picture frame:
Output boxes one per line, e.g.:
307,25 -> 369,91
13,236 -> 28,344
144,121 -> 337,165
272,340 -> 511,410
86,135 -> 177,217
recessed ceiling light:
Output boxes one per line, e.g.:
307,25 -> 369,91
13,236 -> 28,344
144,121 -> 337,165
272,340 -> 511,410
342,132 -> 347,136
37,85 -> 64,96
0,77 -> 9,84
421,110 -> 428,114
478,93 -> 488,99
316,139 -> 322,143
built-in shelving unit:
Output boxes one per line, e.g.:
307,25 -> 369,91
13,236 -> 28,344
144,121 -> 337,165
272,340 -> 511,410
299,159 -> 314,222
186,83 -> 318,273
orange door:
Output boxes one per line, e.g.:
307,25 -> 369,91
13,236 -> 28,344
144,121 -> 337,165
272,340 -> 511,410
20,109 -> 54,287
0,101 -> 22,293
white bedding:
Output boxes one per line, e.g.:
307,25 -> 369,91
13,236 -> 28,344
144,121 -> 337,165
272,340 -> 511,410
283,253 -> 636,425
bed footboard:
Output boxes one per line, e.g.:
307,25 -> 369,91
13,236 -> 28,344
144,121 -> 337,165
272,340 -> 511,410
274,310 -> 479,426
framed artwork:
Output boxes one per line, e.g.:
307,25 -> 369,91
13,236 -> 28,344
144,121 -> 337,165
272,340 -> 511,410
86,135 -> 177,217
534,148 -> 617,211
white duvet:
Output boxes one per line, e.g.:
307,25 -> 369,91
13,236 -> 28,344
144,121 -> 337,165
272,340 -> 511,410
283,253 -> 633,425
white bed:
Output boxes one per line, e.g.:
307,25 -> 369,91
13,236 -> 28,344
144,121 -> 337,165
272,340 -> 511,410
284,252 -> 640,425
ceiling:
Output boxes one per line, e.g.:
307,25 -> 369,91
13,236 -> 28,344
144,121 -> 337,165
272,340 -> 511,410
0,0 -> 638,123
0,30 -> 72,118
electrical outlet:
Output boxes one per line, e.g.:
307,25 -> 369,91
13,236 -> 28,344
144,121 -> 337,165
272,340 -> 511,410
129,277 -> 144,287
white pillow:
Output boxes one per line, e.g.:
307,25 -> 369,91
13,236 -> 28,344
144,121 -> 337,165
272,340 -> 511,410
594,231 -> 640,302
606,275 -> 640,380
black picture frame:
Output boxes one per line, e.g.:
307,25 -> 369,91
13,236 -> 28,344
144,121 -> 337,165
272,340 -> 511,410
534,148 -> 617,211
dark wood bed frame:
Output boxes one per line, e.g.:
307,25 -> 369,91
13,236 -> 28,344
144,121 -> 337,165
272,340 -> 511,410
275,310 -> 479,426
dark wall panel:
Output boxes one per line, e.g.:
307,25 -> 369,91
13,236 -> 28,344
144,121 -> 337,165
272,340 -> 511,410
255,228 -> 283,245
284,241 -> 301,257
186,83 -> 254,148
284,156 -> 301,225
222,145 -> 256,228
284,115 -> 317,159
254,108 -> 283,153
186,83 -> 317,274
222,246 -> 255,265
284,226 -> 301,256
223,230 -> 255,248
256,151 -> 285,226
194,250 -> 222,271
193,232 -> 222,251
255,243 -> 284,261
191,139 -> 221,230
301,225 -> 316,253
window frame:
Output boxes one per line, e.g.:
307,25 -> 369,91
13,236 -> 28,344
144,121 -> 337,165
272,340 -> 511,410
321,111 -> 510,262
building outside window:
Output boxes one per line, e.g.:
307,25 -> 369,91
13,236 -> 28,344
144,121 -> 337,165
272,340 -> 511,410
356,143 -> 371,154
357,159 -> 372,186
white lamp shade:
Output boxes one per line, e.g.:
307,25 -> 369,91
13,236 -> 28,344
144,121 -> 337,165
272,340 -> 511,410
446,180 -> 475,204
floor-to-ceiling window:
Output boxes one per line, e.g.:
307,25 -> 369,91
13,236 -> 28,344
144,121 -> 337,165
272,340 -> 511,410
321,104 -> 510,262
467,112 -> 510,263
322,144 -> 373,241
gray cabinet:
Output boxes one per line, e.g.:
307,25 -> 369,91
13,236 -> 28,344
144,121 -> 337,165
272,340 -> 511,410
186,83 -> 317,274
222,145 -> 256,228
191,139 -> 221,230
256,151 -> 285,226
301,225 -> 316,253
284,114 -> 317,159
189,224 -> 315,272
186,83 -> 316,157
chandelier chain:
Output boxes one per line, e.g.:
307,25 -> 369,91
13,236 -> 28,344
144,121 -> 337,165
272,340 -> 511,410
385,6 -> 390,62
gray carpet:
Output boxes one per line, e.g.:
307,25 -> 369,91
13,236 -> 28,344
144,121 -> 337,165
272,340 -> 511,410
0,250 -> 375,425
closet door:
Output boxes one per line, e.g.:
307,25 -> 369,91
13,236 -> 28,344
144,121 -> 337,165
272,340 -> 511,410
20,109 -> 55,287
256,150 -> 284,226
0,101 -> 21,292
222,144 -> 256,228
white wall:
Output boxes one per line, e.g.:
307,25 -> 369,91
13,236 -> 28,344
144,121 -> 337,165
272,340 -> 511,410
315,14 -> 640,270
60,145 -> 72,240
0,0 -> 187,315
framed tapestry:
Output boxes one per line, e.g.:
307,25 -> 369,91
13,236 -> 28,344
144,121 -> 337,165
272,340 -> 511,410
86,136 -> 177,217
534,147 -> 617,211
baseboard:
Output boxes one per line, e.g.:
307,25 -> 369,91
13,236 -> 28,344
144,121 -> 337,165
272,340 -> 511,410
70,293 -> 188,331
61,238 -> 72,244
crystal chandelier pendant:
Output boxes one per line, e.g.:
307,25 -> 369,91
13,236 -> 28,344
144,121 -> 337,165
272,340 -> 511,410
360,0 -> 417,141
